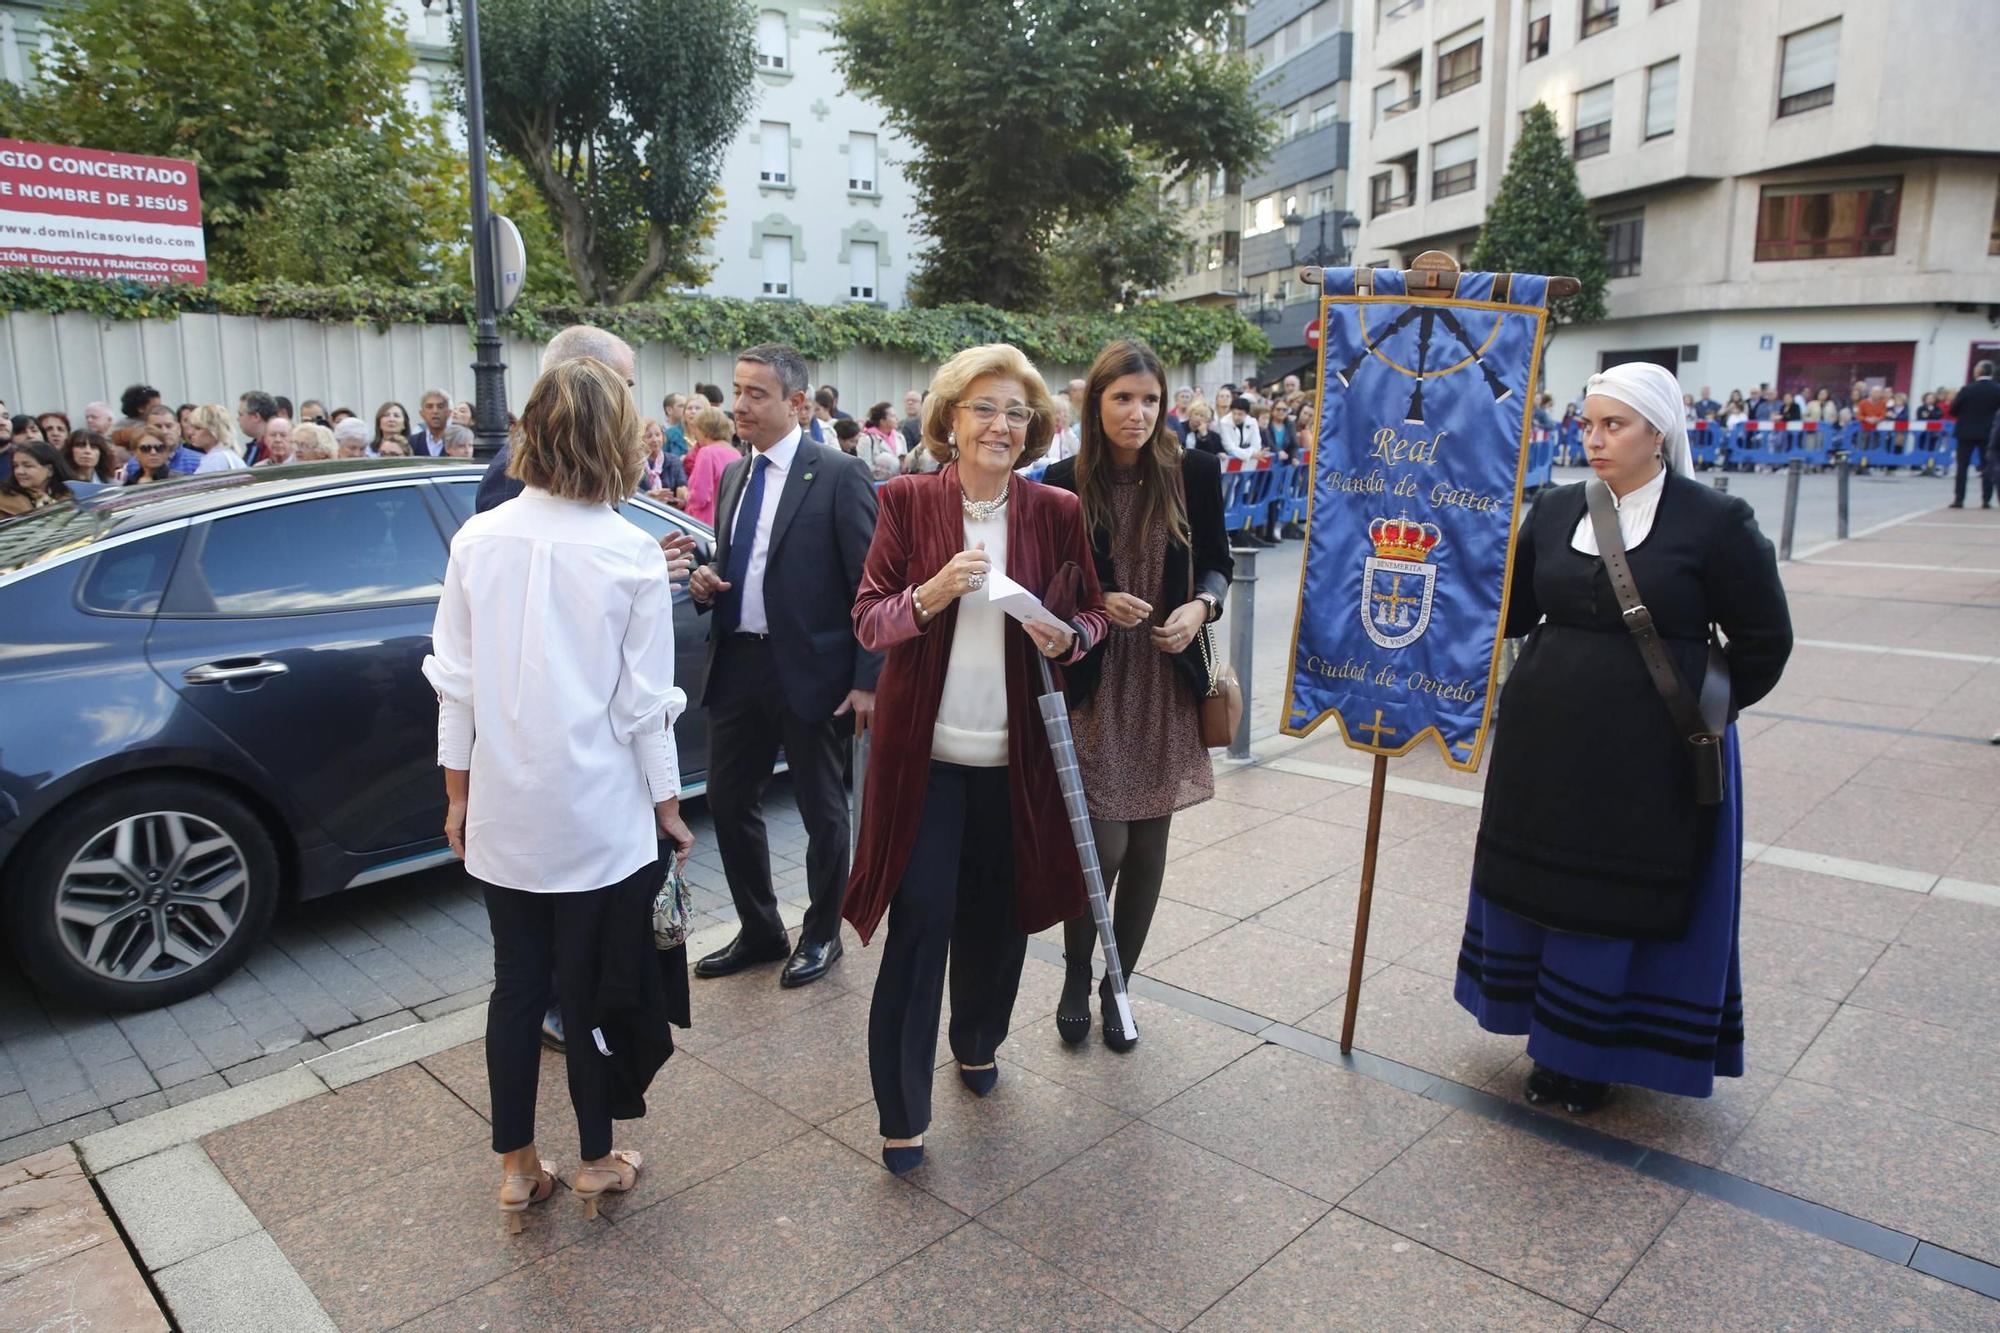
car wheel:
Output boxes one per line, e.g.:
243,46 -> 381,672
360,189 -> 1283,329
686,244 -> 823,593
5,779 -> 280,1011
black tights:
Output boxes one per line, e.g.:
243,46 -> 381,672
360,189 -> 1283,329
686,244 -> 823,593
1062,814 -> 1174,981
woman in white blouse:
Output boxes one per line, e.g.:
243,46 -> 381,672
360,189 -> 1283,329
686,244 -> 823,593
423,356 -> 695,1231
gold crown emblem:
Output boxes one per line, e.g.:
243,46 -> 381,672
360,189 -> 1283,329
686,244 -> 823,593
1369,515 -> 1442,562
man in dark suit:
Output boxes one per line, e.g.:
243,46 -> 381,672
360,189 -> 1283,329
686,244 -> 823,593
1949,360 -> 2000,509
408,389 -> 454,457
688,343 -> 881,988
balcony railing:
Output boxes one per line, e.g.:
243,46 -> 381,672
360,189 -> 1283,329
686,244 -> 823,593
1380,91 -> 1422,120
1371,190 -> 1414,217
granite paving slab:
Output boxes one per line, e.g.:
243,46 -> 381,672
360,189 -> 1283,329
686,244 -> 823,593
1738,982 -> 1841,1076
1789,1004 -> 2000,1133
614,1130 -> 963,1331
998,994 -> 1263,1119
1299,963 -> 1524,1087
1596,1195 -> 1999,1333
1342,1111 -> 1686,1311
981,1121 -> 1328,1330
1735,914 -> 1886,1004
0,1234 -> 169,1332
1844,942 -> 2000,1035
789,1221 -> 1154,1332
1253,879 -> 1465,964
1481,1055 -> 1783,1167
698,989 -> 879,1126
1143,1042 -> 1447,1205
1145,919 -> 1369,1024
1737,860 -> 1926,942
1158,844 -> 1355,918
1190,1207 -> 1587,1332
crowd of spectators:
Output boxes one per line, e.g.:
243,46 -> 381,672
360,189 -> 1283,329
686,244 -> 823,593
1532,377 -> 1972,436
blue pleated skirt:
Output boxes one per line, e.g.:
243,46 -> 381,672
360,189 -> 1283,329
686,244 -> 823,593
1453,724 -> 1744,1098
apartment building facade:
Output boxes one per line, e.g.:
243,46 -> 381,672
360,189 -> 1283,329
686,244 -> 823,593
1352,0 -> 2000,401
2,0 -> 925,309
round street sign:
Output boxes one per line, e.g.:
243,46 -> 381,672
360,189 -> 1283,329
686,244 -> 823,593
489,215 -> 526,314
1305,317 -> 1321,347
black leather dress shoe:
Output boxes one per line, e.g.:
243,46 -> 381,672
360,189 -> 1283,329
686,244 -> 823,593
693,933 -> 792,979
780,936 -> 843,988
540,1005 -> 565,1053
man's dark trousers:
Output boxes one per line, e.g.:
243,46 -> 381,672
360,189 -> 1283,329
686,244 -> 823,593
706,634 -> 850,948
1953,440 -> 1994,507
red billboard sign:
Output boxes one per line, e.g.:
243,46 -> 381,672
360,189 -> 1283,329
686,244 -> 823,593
0,138 -> 206,284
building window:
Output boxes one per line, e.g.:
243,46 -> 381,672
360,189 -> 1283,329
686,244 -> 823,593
1307,185 -> 1334,216
1431,131 -> 1478,199
1990,180 -> 2000,256
1644,59 -> 1678,139
1754,178 -> 1900,261
755,10 -> 787,70
1311,100 -> 1338,132
1603,212 -> 1643,277
761,234 -> 793,296
1372,81 -> 1397,125
848,132 -> 877,192
1581,0 -> 1618,39
1247,193 -> 1282,236
1778,20 -> 1839,117
1436,35 -> 1481,98
1573,83 -> 1613,159
1370,172 -> 1393,215
759,122 -> 790,185
1525,0 -> 1550,60
848,241 -> 878,301
1283,107 -> 1302,140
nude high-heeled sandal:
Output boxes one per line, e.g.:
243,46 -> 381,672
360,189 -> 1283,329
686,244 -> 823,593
498,1159 -> 557,1235
572,1148 -> 643,1220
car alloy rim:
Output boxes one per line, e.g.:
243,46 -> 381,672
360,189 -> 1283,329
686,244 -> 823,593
54,812 -> 251,985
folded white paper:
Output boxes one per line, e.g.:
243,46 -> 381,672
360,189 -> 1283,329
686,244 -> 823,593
984,568 -> 1074,634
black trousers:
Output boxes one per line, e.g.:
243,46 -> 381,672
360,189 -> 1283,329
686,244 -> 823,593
1952,440 -> 1994,506
707,635 -> 851,947
869,763 -> 1026,1139
480,860 -> 655,1162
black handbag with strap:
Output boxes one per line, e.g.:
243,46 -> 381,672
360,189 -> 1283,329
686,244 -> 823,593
1584,478 -> 1731,806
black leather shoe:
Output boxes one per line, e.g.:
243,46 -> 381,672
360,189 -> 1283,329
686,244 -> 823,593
780,936 -> 843,988
1100,977 -> 1138,1053
693,933 -> 792,979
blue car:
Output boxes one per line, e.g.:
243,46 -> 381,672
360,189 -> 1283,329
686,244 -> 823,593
0,460 -> 715,1010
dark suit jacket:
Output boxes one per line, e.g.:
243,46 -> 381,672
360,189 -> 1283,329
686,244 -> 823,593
475,443 -> 520,513
698,436 -> 882,718
1950,378 -> 2000,443
408,426 -> 445,458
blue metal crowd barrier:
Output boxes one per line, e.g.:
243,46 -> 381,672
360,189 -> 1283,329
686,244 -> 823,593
1548,418 -> 1955,473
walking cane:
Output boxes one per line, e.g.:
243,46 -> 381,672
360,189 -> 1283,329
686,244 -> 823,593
1034,654 -> 1139,1044
848,727 -> 869,861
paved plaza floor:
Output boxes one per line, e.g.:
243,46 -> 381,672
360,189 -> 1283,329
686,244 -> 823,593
2,480 -> 1998,1330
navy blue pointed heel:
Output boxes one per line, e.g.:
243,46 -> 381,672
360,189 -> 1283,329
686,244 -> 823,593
958,1064 -> 998,1097
881,1143 -> 925,1175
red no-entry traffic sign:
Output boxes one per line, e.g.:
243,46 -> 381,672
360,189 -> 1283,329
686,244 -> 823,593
1305,317 -> 1321,347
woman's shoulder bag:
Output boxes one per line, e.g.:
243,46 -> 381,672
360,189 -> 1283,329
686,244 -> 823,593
1583,478 -> 1731,805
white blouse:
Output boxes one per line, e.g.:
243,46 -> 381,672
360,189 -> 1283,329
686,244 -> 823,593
932,510 -> 1009,767
1570,463 -> 1667,556
423,488 -> 686,893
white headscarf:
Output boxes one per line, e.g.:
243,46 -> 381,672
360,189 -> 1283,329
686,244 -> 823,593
1585,361 -> 1695,479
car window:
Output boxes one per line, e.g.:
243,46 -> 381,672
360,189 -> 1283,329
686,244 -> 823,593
78,531 -> 182,615
438,478 -> 480,523
177,488 -> 448,615
616,500 -> 680,544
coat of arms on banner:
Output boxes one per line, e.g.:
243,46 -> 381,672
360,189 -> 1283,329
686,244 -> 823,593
1361,516 -> 1441,650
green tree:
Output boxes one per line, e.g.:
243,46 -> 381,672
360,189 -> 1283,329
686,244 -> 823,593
831,0 -> 1268,311
1046,182 -> 1188,311
241,139 -> 460,286
1467,101 -> 1608,337
1,0 -> 435,281
472,0 -> 756,304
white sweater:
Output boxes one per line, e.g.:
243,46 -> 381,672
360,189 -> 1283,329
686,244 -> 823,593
932,511 -> 1010,766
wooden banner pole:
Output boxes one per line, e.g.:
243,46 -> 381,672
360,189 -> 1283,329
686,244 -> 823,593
1339,754 -> 1389,1054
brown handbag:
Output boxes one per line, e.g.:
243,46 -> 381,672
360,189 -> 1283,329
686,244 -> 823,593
1183,537 -> 1242,747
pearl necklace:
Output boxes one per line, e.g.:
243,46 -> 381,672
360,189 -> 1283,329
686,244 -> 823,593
960,477 -> 1009,521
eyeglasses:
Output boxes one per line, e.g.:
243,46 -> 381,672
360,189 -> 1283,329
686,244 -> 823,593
958,401 -> 1034,431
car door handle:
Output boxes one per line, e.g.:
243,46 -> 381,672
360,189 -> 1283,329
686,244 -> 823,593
183,659 -> 290,685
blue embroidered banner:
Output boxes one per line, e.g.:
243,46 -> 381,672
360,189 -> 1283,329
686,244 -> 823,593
1282,268 -> 1551,772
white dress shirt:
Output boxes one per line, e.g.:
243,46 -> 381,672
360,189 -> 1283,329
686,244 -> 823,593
725,426 -> 801,634
1571,463 -> 1667,555
1217,416 -> 1263,460
932,511 -> 1009,766
423,488 -> 686,893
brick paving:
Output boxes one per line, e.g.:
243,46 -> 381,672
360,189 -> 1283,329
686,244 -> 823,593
3,483 -> 1997,1329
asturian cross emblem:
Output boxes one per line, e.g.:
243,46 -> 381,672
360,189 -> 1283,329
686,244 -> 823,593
1361,515 -> 1442,650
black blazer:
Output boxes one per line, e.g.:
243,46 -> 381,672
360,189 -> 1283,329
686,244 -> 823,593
1950,378 -> 2000,443
474,442 -> 520,513
698,437 -> 883,718
1039,449 -> 1233,705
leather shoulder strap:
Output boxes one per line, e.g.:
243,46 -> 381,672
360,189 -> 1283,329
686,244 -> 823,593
1584,479 -> 1714,742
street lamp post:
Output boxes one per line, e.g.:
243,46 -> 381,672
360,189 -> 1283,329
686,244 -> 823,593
425,0 -> 509,460
1284,210 -> 1363,272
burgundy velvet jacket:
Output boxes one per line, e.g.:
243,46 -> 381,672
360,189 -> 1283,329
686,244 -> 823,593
843,464 -> 1109,944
